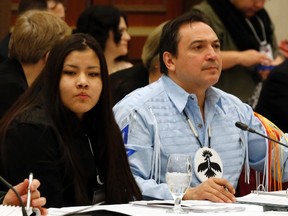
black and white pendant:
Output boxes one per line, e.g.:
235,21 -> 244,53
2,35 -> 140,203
194,147 -> 223,182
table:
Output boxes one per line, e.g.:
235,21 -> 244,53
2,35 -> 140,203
47,200 -> 288,216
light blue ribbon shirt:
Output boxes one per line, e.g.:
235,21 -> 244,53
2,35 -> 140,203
113,75 -> 287,200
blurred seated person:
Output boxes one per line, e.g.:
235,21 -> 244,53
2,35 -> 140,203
0,10 -> 69,118
47,0 -> 66,20
0,0 -> 47,63
279,39 -> 288,58
73,5 -> 132,74
255,39 -> 288,132
255,59 -> 288,133
110,22 -> 166,105
193,0 -> 283,103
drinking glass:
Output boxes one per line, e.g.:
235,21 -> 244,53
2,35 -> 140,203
165,154 -> 192,214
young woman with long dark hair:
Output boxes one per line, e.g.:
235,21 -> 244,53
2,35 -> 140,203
0,33 -> 141,207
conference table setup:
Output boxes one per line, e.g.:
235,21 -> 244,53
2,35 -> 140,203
47,151 -> 288,216
47,198 -> 288,216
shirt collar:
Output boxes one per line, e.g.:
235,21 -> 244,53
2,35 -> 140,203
161,75 -> 222,113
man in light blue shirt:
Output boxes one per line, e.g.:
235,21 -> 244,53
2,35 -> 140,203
113,10 -> 288,202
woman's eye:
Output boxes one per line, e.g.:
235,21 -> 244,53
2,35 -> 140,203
63,71 -> 76,75
119,28 -> 125,34
89,72 -> 100,77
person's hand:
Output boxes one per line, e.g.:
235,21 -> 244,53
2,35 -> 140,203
182,177 -> 236,203
257,56 -> 283,80
3,179 -> 47,215
239,50 -> 272,67
279,40 -> 288,58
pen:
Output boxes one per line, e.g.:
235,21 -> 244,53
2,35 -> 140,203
26,172 -> 33,211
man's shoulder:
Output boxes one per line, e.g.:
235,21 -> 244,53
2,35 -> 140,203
192,1 -> 224,33
193,0 -> 211,10
110,64 -> 148,81
213,87 -> 248,107
113,80 -> 166,114
193,0 -> 216,16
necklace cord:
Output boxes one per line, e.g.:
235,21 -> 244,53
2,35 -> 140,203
183,110 -> 211,148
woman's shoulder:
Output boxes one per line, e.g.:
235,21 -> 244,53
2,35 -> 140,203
111,61 -> 133,74
14,105 -> 53,127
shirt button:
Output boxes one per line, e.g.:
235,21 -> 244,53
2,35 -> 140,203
198,124 -> 203,128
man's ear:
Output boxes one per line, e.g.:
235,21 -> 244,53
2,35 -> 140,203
163,51 -> 175,72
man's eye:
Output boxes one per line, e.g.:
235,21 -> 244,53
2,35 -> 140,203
194,45 -> 203,50
214,44 -> 221,49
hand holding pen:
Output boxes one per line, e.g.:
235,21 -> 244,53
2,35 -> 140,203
26,172 -> 33,211
2,175 -> 47,215
182,177 -> 236,203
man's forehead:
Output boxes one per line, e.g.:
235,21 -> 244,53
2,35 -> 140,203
178,22 -> 219,42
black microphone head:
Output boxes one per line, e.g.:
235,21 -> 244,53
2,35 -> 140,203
235,121 -> 249,131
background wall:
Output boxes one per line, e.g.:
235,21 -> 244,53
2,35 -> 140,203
0,0 -> 201,63
0,0 -> 287,62
265,0 -> 288,43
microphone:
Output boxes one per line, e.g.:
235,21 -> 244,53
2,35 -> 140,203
235,121 -> 288,148
0,176 -> 28,216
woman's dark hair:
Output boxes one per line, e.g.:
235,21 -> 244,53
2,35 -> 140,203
73,5 -> 128,51
159,9 -> 212,75
0,33 -> 141,204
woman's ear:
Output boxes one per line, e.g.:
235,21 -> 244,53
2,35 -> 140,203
43,51 -> 50,64
163,51 -> 175,72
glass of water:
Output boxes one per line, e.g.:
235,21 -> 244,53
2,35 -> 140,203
166,154 -> 192,214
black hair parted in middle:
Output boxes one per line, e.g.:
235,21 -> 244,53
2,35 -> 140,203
73,5 -> 128,51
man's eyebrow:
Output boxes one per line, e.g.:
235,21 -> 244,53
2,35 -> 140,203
190,39 -> 220,44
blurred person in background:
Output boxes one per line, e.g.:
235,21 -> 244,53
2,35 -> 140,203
0,10 -> 69,118
255,39 -> 288,132
0,0 -> 47,63
47,0 -> 65,20
73,5 -> 132,74
193,0 -> 284,104
110,22 -> 167,105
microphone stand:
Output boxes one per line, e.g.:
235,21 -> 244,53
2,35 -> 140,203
235,121 -> 288,212
235,121 -> 288,148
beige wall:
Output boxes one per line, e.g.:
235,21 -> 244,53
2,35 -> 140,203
265,0 -> 288,42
